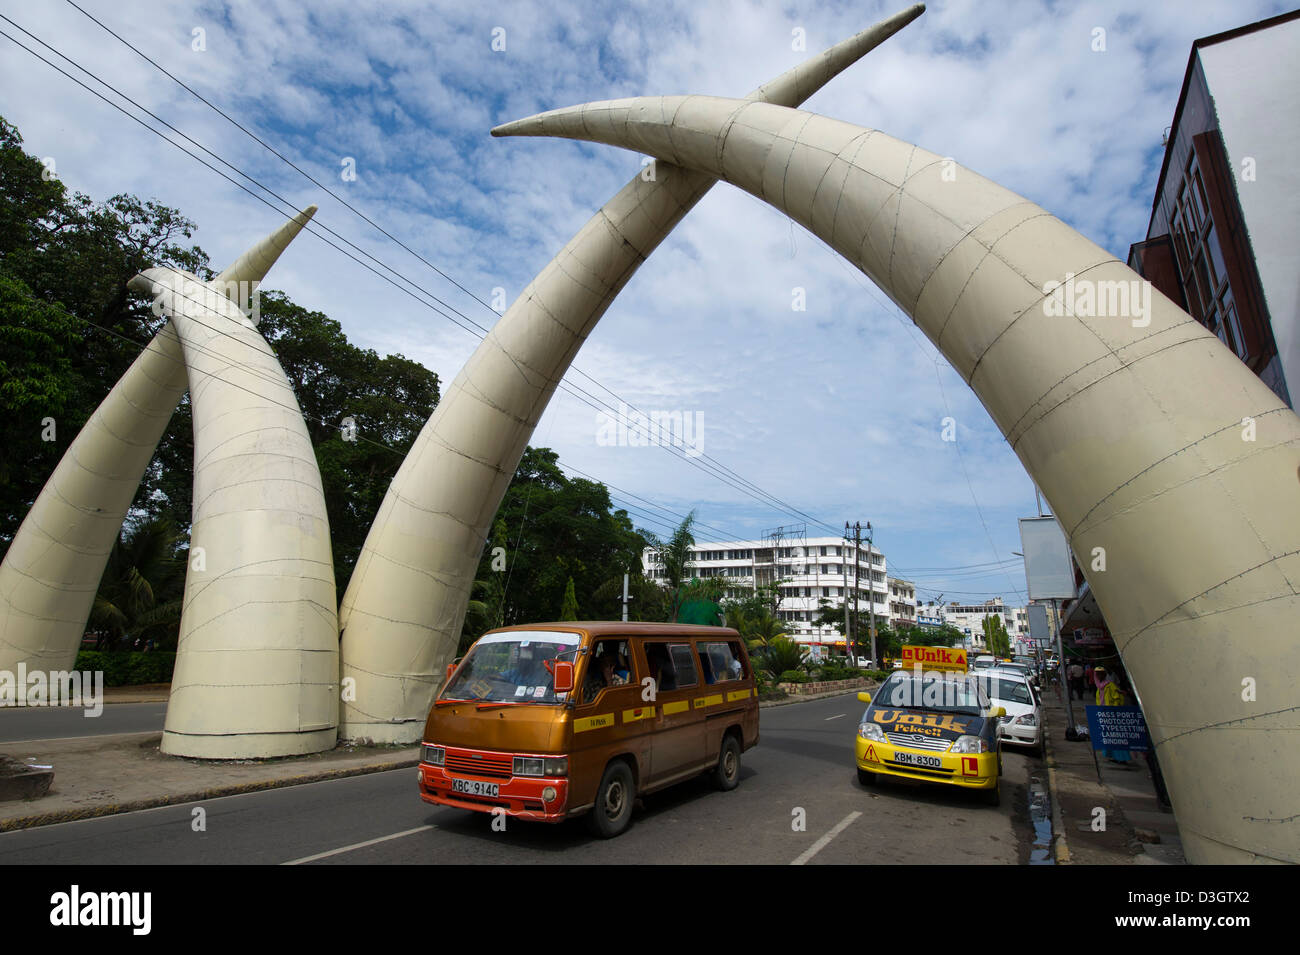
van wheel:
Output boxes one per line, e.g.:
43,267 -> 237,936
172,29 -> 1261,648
981,777 -> 1001,807
587,761 -> 634,838
713,735 -> 741,791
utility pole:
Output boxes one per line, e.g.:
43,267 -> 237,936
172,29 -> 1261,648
842,526 -> 850,661
865,521 -> 877,667
621,572 -> 630,623
851,522 -> 861,664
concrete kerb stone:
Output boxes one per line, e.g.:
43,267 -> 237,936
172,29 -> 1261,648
1040,700 -> 1073,864
0,738 -> 416,831
760,680 -> 879,708
0,752 -> 419,833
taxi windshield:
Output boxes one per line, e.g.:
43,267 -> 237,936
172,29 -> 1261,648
876,671 -> 988,716
441,631 -> 580,704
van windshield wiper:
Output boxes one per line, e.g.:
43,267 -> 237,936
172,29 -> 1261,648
475,700 -> 530,710
434,698 -> 471,707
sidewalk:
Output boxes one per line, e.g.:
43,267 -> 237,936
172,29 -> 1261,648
1039,683 -> 1184,864
1,683 -> 419,832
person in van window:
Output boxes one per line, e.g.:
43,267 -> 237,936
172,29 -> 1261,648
583,650 -> 627,702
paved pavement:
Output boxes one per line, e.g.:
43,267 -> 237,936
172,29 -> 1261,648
1039,680 -> 1184,865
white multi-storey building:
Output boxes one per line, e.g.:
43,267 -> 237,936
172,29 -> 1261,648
887,577 -> 918,629
642,535 -> 888,654
943,598 -> 1018,650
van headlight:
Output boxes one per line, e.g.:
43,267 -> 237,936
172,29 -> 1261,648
422,744 -> 445,766
951,736 -> 988,754
858,722 -> 886,743
513,756 -> 569,777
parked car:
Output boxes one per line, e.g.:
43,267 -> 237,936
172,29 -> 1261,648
989,661 -> 1037,687
855,670 -> 1006,805
979,669 -> 1042,756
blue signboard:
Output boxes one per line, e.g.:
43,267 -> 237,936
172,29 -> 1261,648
1085,705 -> 1150,753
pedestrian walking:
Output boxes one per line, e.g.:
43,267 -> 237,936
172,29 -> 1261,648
1068,660 -> 1085,700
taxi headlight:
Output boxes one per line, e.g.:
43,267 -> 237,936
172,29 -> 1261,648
858,722 -> 886,743
1013,713 -> 1038,727
951,735 -> 988,754
421,744 -> 444,766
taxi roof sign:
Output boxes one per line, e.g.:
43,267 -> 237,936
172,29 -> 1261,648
900,645 -> 968,672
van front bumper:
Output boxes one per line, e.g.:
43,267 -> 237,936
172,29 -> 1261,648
418,763 -> 570,822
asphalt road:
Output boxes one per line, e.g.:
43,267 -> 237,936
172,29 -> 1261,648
0,702 -> 167,743
0,692 -> 1036,864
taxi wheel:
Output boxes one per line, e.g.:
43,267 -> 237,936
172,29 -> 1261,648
587,760 -> 635,838
981,777 -> 1001,807
857,768 -> 876,786
713,734 -> 741,791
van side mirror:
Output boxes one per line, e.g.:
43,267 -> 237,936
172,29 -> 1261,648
857,692 -> 872,704
445,663 -> 455,682
992,706 -> 1006,719
553,661 -> 574,694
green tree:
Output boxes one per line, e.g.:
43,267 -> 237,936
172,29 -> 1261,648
559,576 -> 579,620
754,635 -> 809,679
0,117 -> 210,550
982,614 -> 1011,657
642,510 -> 698,621
458,447 -> 652,643
87,515 -> 186,650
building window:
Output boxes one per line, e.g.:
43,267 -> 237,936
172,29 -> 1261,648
1172,152 -> 1245,360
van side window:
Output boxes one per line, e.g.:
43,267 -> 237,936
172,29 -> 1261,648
668,644 -> 698,688
582,639 -> 633,703
701,641 -> 743,682
726,641 -> 746,680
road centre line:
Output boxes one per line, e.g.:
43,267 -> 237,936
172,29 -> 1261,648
823,714 -> 845,721
282,825 -> 437,865
790,811 -> 862,865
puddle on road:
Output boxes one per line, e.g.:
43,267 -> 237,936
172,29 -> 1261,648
1027,772 -> 1054,864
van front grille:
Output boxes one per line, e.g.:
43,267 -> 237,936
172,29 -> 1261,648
444,749 -> 513,779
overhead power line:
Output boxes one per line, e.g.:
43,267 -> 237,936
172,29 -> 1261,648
43,2 -> 845,539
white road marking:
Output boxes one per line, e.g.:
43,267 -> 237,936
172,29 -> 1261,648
824,714 -> 845,721
282,825 -> 436,865
790,811 -> 862,865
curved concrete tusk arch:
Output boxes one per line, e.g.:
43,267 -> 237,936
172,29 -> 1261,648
0,206 -> 321,679
493,94 -> 1300,864
335,5 -> 927,742
125,205 -> 338,759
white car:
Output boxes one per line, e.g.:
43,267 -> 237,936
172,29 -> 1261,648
990,661 -> 1038,687
979,669 -> 1043,755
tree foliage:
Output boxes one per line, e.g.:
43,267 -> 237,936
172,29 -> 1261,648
1,114 -> 658,657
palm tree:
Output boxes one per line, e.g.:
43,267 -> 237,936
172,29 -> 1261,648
643,510 -> 697,621
89,515 -> 185,650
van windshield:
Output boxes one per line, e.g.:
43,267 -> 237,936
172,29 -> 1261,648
441,631 -> 581,704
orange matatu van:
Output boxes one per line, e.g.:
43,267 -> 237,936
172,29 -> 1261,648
417,622 -> 760,837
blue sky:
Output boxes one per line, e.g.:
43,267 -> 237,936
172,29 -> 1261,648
0,0 -> 1289,605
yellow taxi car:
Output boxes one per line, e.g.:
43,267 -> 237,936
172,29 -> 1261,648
855,668 -> 1006,805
